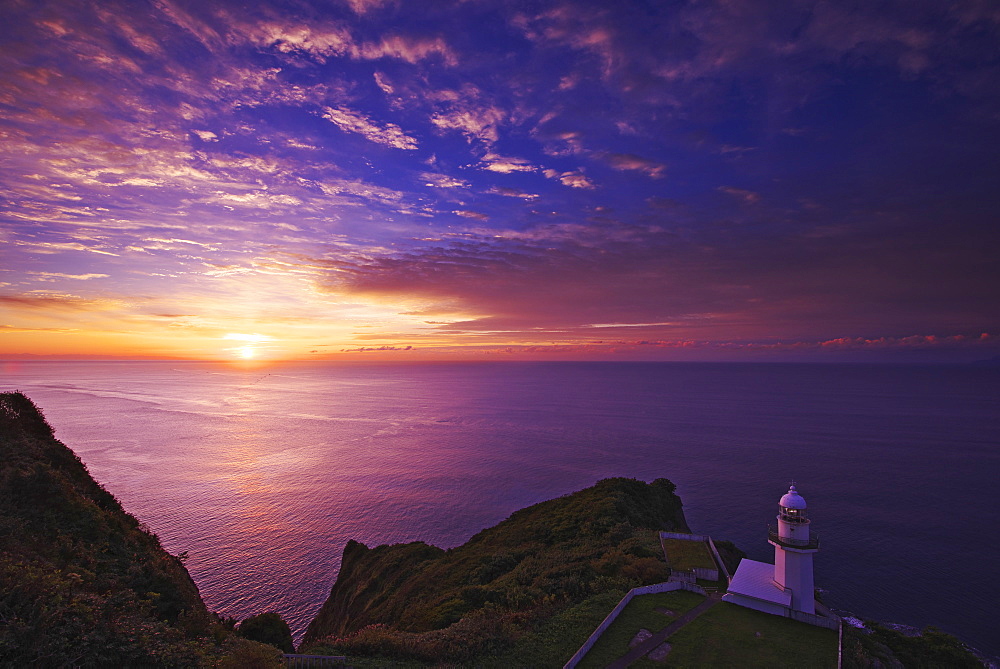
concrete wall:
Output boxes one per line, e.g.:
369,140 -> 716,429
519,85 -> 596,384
562,581 -> 707,669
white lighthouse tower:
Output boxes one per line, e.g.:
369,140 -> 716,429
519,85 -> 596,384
723,483 -> 833,626
769,484 -> 819,614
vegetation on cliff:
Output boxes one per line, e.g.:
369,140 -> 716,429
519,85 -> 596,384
842,623 -> 984,668
302,477 -> 689,664
0,392 -> 281,667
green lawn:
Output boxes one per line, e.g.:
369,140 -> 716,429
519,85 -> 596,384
661,538 -> 717,572
576,590 -> 706,668
642,602 -> 838,668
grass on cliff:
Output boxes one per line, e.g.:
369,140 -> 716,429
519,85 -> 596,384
576,590 -> 705,668
302,477 -> 689,665
661,537 -> 717,572
654,602 -> 838,668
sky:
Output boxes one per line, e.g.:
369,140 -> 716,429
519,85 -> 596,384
2,0 -> 999,362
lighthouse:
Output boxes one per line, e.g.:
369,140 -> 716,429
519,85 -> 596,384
769,485 -> 819,614
723,483 -> 835,627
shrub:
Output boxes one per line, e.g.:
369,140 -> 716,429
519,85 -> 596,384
237,611 -> 295,653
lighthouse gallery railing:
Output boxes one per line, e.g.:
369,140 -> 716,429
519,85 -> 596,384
768,526 -> 820,549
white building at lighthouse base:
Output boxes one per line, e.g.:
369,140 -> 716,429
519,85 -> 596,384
724,558 -> 797,617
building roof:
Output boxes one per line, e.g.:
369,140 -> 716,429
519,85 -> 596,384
727,558 -> 792,607
779,484 -> 807,510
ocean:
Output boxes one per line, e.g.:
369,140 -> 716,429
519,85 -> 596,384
1,360 -> 997,657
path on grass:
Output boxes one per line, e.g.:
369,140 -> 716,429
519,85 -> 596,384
605,593 -> 722,668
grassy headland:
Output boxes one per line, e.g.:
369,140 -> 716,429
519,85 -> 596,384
302,477 -> 690,664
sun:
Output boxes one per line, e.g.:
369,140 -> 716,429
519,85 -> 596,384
223,333 -> 274,360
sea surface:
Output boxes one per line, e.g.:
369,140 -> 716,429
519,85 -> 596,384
1,361 -> 998,657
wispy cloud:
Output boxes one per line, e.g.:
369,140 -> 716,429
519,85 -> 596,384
487,186 -> 539,200
344,0 -> 395,16
601,153 -> 666,178
0,293 -> 124,312
223,332 -> 275,342
513,5 -> 620,78
717,186 -> 761,204
426,84 -> 507,147
0,324 -> 78,333
479,332 -> 1000,358
481,153 -> 538,173
242,22 -> 354,62
453,210 -> 488,220
543,169 -> 594,188
321,106 -> 418,150
357,35 -> 456,66
421,172 -> 469,188
239,18 -> 456,66
27,272 -> 110,281
192,130 -> 219,141
341,345 -> 413,352
14,241 -> 120,257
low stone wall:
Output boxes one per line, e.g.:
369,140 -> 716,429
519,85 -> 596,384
706,537 -> 732,584
562,581 -> 706,669
660,531 -> 709,541
282,654 -> 348,667
789,609 -> 840,631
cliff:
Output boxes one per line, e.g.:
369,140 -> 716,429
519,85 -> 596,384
0,392 -> 278,667
302,477 -> 689,664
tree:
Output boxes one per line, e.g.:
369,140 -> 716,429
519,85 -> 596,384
237,611 -> 294,653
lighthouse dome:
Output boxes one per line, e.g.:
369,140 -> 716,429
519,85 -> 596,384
779,485 -> 807,509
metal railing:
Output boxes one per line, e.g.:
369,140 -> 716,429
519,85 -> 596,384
768,526 -> 819,549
